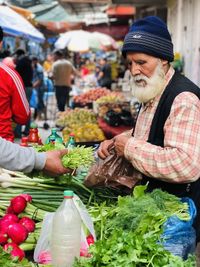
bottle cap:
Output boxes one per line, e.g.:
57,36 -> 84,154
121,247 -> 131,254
30,122 -> 38,129
51,128 -> 56,133
64,190 -> 74,197
69,133 -> 75,137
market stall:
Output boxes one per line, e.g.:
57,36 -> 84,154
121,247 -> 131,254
0,5 -> 45,43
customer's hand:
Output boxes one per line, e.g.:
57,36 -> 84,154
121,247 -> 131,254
97,139 -> 114,159
43,149 -> 71,176
113,135 -> 130,156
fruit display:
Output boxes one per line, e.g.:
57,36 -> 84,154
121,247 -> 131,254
73,88 -> 110,106
56,108 -> 105,142
63,122 -> 105,143
95,92 -> 125,104
97,101 -> 131,118
56,108 -> 97,128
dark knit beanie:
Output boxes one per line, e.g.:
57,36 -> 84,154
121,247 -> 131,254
122,16 -> 174,62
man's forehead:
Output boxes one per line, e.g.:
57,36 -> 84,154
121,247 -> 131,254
126,52 -> 155,61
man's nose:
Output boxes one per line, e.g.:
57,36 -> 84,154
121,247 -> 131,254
130,63 -> 141,76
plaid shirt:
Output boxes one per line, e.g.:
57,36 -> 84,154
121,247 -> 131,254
124,66 -> 200,183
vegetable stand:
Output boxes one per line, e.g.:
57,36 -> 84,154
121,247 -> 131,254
0,143 -> 197,266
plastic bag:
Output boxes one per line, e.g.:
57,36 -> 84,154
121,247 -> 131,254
161,197 -> 196,260
84,147 -> 139,189
34,194 -> 96,264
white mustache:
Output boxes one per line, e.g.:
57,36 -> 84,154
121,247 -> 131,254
133,75 -> 149,83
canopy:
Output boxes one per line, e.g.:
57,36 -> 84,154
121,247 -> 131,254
54,30 -> 101,52
55,30 -> 118,52
0,5 -> 45,43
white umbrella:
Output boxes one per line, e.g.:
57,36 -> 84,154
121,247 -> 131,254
55,30 -> 101,52
91,32 -> 118,50
0,5 -> 45,43
55,30 -> 118,52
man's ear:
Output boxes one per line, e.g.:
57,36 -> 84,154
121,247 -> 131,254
161,59 -> 169,67
0,41 -> 2,50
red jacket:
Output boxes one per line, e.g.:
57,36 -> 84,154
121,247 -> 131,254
0,63 -> 30,142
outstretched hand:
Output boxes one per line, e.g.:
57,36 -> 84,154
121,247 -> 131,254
43,149 -> 71,176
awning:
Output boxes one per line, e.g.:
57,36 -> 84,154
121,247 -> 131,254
10,4 -> 35,21
28,2 -> 81,23
38,21 -> 83,34
0,5 -> 45,43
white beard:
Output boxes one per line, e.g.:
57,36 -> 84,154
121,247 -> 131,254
130,61 -> 166,103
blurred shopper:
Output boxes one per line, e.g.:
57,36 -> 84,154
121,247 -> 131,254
0,27 -> 30,142
0,136 -> 70,176
43,53 -> 53,78
32,56 -> 45,121
14,49 -> 33,138
80,61 -> 89,77
2,57 -> 15,69
98,57 -> 112,89
52,50 -> 77,111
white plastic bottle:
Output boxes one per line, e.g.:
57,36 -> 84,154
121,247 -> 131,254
50,190 -> 81,267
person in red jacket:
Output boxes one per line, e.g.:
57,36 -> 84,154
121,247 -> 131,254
0,27 -> 30,142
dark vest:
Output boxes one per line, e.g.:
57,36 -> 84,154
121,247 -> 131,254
141,71 -> 200,241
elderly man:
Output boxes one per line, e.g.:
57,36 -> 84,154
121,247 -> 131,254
98,16 -> 200,241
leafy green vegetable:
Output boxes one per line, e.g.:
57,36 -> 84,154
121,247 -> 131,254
74,187 -> 197,267
62,146 -> 95,169
34,142 -> 65,152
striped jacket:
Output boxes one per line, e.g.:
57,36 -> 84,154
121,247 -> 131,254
0,63 -> 30,142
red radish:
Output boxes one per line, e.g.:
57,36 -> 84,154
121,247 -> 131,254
6,206 -> 15,214
0,219 -> 14,234
19,217 -> 35,233
3,243 -> 25,261
80,242 -> 91,258
38,251 -> 52,264
0,232 -> 8,245
10,196 -> 27,214
20,194 -> 32,203
3,214 -> 18,223
86,234 -> 94,246
7,223 -> 28,244
3,242 -> 17,250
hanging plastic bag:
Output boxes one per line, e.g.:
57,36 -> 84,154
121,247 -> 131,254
34,194 -> 96,264
85,147 -> 140,190
161,197 -> 196,260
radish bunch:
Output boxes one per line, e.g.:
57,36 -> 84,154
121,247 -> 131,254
0,194 -> 35,261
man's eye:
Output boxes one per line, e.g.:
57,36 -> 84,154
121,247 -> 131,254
127,61 -> 132,67
136,61 -> 145,65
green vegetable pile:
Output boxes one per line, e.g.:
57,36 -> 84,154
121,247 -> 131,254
74,186 -> 196,267
62,146 -> 95,169
35,143 -> 95,169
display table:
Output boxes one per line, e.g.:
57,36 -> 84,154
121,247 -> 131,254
97,118 -> 133,139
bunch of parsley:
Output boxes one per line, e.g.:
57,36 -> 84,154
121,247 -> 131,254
74,185 -> 196,267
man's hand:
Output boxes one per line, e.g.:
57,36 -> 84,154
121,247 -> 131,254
43,149 -> 71,176
97,139 -> 114,159
113,135 -> 130,156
